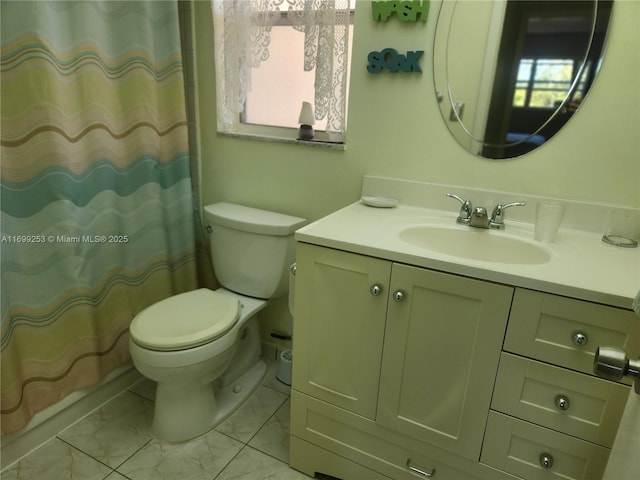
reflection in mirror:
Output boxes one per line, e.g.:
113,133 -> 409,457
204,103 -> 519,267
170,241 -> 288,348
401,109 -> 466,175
433,0 -> 613,160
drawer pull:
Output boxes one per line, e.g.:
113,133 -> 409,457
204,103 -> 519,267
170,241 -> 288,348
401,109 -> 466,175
406,459 -> 435,477
539,453 -> 554,469
554,394 -> 570,411
572,331 -> 588,347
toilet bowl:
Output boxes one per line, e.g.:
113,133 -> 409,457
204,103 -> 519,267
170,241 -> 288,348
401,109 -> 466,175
129,288 -> 268,442
128,203 -> 305,442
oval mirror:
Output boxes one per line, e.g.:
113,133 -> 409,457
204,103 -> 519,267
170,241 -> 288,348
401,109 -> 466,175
433,0 -> 613,159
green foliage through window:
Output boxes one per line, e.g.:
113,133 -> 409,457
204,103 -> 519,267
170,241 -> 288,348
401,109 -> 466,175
513,58 -> 583,108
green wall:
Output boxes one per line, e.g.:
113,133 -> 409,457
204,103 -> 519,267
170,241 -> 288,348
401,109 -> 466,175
193,0 -> 639,343
195,0 -> 639,224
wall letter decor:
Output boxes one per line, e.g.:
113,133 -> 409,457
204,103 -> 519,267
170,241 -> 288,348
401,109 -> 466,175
367,49 -> 424,73
371,0 -> 429,22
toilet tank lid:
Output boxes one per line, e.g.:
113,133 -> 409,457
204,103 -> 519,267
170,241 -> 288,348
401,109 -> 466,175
204,202 -> 306,236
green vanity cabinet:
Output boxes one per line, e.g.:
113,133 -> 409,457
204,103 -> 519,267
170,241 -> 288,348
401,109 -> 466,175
290,243 -> 637,480
291,243 -> 516,479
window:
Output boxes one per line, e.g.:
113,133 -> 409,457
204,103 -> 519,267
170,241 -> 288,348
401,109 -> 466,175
512,58 -> 587,108
213,0 -> 355,144
243,9 -> 354,135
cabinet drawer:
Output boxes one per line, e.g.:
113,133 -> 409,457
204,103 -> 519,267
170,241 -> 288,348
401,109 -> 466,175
291,391 -> 518,480
492,353 -> 630,447
504,289 -> 640,378
482,411 -> 610,480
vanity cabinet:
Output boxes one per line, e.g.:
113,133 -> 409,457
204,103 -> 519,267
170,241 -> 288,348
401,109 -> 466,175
292,243 -> 516,479
290,243 -> 638,480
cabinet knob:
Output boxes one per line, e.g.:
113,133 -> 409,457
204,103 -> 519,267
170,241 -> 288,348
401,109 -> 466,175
539,453 -> 554,469
393,290 -> 406,302
370,284 -> 383,296
554,394 -> 570,411
572,331 -> 588,347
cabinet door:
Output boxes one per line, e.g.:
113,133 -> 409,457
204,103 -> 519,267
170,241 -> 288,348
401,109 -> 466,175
377,264 -> 513,460
292,243 -> 391,419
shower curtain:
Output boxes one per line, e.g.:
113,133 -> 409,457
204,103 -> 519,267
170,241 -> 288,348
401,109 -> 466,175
1,1 -> 211,435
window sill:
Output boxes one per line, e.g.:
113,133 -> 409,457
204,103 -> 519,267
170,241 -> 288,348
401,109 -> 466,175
218,131 -> 346,150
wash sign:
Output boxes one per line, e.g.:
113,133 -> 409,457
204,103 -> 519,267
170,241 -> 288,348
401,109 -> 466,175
371,0 -> 429,22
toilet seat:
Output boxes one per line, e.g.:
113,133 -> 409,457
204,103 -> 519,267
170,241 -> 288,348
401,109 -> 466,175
130,289 -> 240,351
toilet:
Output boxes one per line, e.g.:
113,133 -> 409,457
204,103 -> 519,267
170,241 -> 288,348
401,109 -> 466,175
129,202 -> 305,442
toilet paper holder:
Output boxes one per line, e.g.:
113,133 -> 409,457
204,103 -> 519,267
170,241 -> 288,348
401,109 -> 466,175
594,346 -> 640,394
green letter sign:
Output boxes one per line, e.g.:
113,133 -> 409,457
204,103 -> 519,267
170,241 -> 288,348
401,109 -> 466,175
371,0 -> 429,22
367,49 -> 424,73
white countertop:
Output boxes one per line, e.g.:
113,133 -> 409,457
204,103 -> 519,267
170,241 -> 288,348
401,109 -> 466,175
296,201 -> 639,309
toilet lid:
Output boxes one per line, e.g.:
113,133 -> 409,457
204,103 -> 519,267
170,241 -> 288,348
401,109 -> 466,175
130,289 -> 240,351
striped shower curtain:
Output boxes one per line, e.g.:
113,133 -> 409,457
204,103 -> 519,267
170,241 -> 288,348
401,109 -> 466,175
1,1 -> 211,435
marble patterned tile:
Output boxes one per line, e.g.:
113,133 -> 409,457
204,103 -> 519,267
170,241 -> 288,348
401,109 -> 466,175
216,446 -> 311,480
0,437 -> 113,480
215,385 -> 288,443
117,429 -> 243,480
248,398 -> 291,462
104,472 -> 131,480
127,377 -> 157,402
58,391 -> 154,468
5,357 -> 300,480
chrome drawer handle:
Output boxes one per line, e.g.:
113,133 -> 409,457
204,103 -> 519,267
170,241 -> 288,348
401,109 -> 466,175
539,453 -> 554,469
407,459 -> 435,477
555,394 -> 570,411
572,331 -> 588,347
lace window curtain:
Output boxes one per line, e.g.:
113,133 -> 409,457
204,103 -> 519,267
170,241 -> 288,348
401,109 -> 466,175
212,0 -> 351,136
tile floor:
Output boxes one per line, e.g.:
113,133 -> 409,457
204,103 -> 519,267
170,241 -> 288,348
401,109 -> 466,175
2,362 -> 312,480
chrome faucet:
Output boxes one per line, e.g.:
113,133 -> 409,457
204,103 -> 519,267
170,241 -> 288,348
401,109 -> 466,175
490,202 -> 526,229
470,207 -> 489,228
446,193 -> 472,225
447,194 -> 525,230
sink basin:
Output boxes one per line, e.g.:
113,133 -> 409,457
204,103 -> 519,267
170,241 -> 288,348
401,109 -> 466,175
399,226 -> 551,265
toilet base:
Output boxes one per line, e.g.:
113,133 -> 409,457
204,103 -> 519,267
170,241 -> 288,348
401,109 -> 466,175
152,359 -> 267,442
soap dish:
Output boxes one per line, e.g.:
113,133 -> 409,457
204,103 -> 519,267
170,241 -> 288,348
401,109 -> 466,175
602,235 -> 638,248
361,196 -> 399,208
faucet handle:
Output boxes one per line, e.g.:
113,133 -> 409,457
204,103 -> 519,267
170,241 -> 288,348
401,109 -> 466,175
490,202 -> 526,229
446,193 -> 472,224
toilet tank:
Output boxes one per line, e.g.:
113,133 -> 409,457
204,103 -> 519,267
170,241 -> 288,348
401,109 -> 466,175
203,203 -> 306,299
